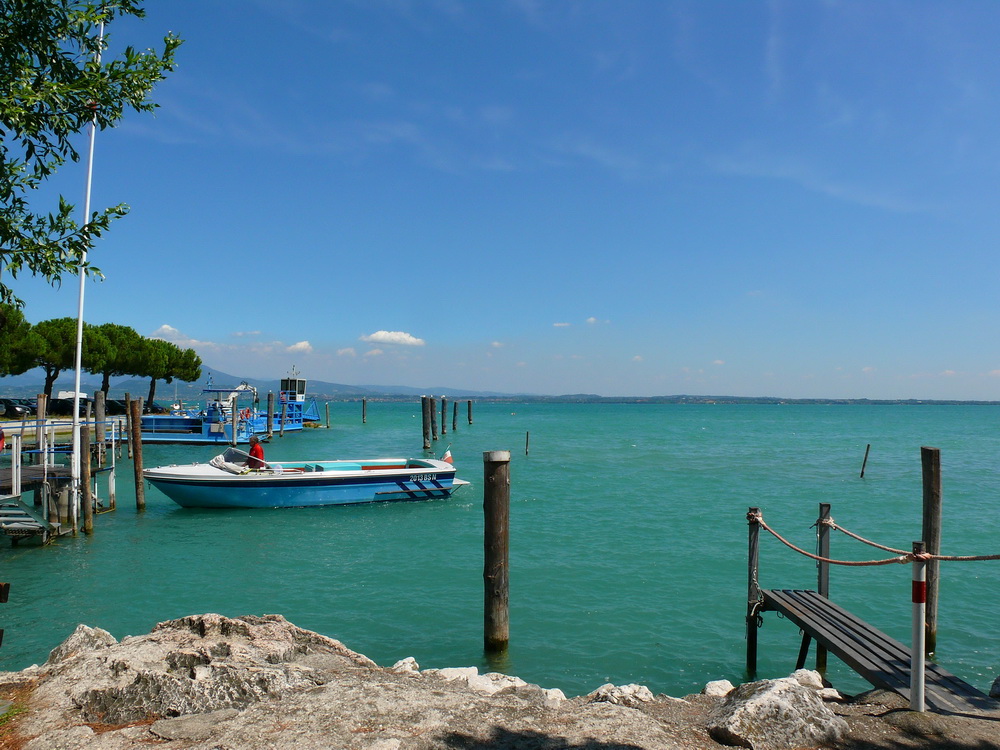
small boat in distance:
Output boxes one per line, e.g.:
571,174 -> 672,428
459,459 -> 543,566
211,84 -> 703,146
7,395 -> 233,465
143,447 -> 468,509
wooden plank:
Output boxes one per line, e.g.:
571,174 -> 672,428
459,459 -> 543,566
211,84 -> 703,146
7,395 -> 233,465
761,588 -> 995,713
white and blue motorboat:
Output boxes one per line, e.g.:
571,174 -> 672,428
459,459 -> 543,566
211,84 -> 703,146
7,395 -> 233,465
140,375 -> 321,445
143,447 -> 468,508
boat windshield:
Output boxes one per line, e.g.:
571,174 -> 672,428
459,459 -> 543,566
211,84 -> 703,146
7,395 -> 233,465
221,447 -> 251,464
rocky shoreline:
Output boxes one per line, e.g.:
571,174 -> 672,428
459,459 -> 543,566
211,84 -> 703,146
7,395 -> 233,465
1,613 -> 998,749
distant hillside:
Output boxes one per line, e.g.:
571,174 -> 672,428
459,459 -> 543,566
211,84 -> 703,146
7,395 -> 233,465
2,367 -> 999,405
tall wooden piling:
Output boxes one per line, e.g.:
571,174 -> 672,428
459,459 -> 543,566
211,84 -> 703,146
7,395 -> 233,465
421,397 -> 431,450
430,397 -> 438,441
525,431 -> 530,456
362,398 -> 366,424
746,507 -> 761,676
129,399 -> 145,511
279,403 -> 287,437
860,444 -> 871,478
452,401 -> 458,432
921,447 -> 942,656
484,450 -> 511,654
81,424 -> 93,534
267,392 -> 275,435
816,503 -> 831,673
440,397 -> 447,435
94,391 -> 106,467
230,396 -> 238,446
468,400 -> 473,425
124,394 -> 133,458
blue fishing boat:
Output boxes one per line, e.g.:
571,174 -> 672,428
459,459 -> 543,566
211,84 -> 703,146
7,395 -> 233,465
140,374 -> 321,445
143,448 -> 468,508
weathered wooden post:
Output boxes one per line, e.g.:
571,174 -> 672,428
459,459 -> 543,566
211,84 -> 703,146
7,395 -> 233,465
34,393 -> 46,465
911,541 -> 927,712
920,447 -> 941,656
440,397 -> 447,435
430,397 -> 438,441
484,450 -> 511,654
421,397 -> 431,450
816,503 -> 831,673
94,391 -> 106,468
362,398 -> 367,424
452,401 -> 458,432
230,396 -> 238,446
267,392 -> 275,436
129,399 -> 145,511
81,424 -> 93,534
279,403 -> 287,437
525,431 -> 530,456
746,507 -> 761,676
468,400 -> 473,425
860,443 -> 871,478
124,393 -> 133,459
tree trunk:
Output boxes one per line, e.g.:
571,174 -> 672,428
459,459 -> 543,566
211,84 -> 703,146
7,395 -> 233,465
147,378 -> 157,406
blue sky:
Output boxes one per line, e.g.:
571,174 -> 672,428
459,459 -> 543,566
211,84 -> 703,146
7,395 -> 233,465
13,1 -> 1000,398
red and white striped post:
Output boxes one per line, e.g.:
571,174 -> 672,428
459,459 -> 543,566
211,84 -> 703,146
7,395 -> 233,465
911,541 -> 927,712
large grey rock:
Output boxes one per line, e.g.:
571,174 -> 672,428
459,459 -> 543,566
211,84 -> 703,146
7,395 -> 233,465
707,677 -> 849,749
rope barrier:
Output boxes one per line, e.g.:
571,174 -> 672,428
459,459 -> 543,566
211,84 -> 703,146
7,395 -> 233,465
748,509 -> 1000,566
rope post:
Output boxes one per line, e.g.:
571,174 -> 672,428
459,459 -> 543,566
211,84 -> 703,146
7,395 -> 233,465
484,450 -> 511,655
911,541 -> 927,712
81,424 -> 93,534
816,503 -> 831,674
920,446 -> 941,657
747,507 -> 761,677
421,397 -> 431,450
128,399 -> 145,512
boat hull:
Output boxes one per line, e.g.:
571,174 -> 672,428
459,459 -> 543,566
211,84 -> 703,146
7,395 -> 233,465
144,457 -> 461,509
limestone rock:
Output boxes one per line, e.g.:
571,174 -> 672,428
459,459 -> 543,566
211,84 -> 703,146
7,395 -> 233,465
790,669 -> 824,689
991,674 -> 1000,700
703,679 -> 735,697
586,682 -> 655,707
46,624 -> 117,665
390,656 -> 419,673
707,677 -> 849,750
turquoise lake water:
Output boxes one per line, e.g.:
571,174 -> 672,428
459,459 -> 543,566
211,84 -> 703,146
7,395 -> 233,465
2,402 -> 999,699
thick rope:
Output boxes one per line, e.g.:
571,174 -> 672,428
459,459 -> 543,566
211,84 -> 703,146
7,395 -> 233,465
753,510 -> 1000,564
749,511 -> 909,566
821,517 -> 1000,562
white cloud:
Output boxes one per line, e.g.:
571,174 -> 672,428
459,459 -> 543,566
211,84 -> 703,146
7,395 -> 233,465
491,341 -> 504,348
862,366 -> 876,373
632,355 -> 643,362
364,349 -> 384,358
713,359 -> 725,365
360,330 -> 425,346
337,347 -> 357,357
231,330 -> 261,337
586,317 -> 598,324
150,325 -> 218,350
286,341 -> 313,354
553,322 -> 570,328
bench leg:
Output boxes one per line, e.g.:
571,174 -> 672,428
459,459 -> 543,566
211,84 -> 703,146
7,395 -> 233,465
795,632 -> 812,670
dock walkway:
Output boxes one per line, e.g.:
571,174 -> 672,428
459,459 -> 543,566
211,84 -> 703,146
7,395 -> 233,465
760,587 -> 995,714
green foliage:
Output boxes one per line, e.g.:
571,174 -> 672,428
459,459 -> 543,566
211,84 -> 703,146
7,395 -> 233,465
0,302 -> 39,374
88,322 -> 143,393
0,0 -> 181,308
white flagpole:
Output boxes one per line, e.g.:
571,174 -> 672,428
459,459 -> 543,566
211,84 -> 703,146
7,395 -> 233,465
71,20 -> 105,532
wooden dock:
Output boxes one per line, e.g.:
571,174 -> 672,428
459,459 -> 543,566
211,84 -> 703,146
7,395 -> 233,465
0,465 -> 72,494
760,588 -> 995,714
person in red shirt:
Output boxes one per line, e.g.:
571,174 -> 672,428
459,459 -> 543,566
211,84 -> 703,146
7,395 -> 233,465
246,435 -> 265,469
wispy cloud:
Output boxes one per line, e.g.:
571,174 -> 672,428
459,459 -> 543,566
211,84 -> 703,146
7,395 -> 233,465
553,322 -> 571,328
287,341 -> 313,354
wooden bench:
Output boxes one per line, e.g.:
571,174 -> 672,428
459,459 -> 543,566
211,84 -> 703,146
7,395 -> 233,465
761,588 -> 996,714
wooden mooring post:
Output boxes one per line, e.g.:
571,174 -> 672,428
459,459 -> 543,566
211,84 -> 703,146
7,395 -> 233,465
94,391 -> 106,467
452,401 -> 458,432
484,450 -> 511,654
267,392 -> 275,435
421,397 -> 431,450
921,447 -> 942,656
129,399 -> 145,511
361,398 -> 366,424
860,443 -> 871,478
815,503 -> 831,674
440,397 -> 447,435
430,397 -> 438,441
81,424 -> 93,535
746,506 -> 761,676
279,403 -> 287,437
468,400 -> 473,425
